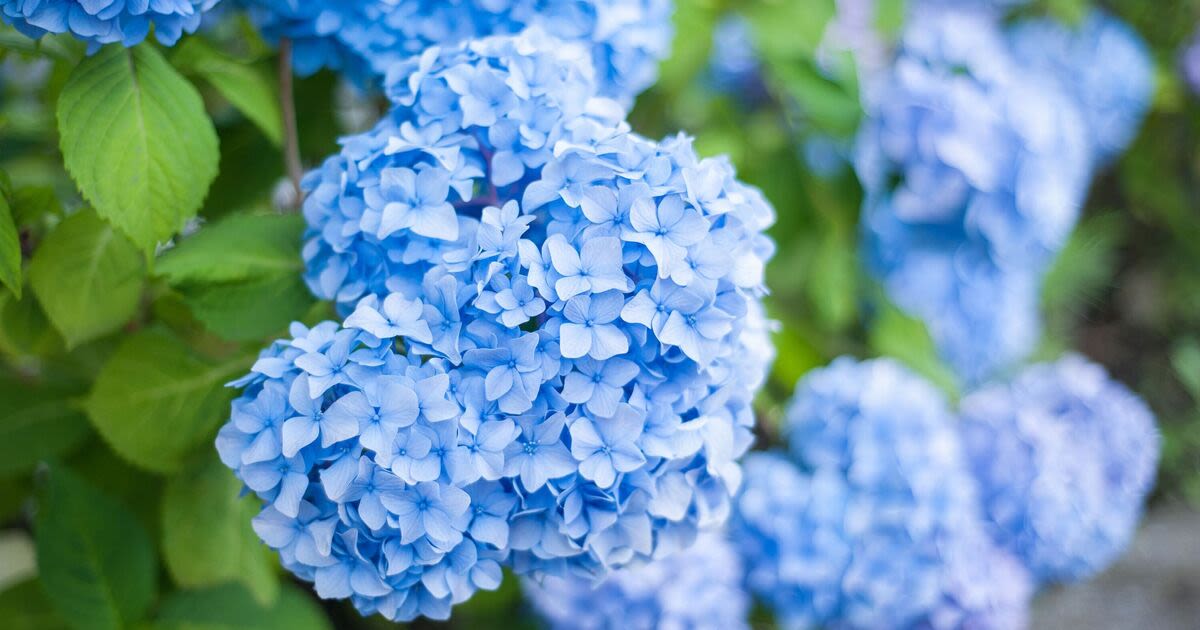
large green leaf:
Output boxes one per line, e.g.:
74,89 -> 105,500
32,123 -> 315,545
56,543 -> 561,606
173,39 -> 282,145
155,583 -> 331,630
28,209 -> 144,348
156,213 -> 305,285
57,44 -> 219,251
162,454 -> 278,605
180,273 -> 314,342
0,579 -> 70,630
0,192 -> 20,297
35,465 -> 157,630
85,329 -> 251,473
0,379 -> 89,478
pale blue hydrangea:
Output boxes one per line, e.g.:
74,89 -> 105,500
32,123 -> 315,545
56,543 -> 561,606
242,0 -> 673,101
734,358 -> 1034,629
959,354 -> 1161,584
1,0 -> 220,49
857,8 -> 1091,384
1008,11 -> 1153,166
707,13 -> 765,102
1182,27 -> 1200,95
523,530 -> 749,630
219,30 -> 775,622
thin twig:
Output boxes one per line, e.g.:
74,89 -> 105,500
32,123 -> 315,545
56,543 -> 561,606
278,37 -> 304,211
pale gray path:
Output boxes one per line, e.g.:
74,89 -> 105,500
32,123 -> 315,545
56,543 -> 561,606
1031,508 -> 1200,629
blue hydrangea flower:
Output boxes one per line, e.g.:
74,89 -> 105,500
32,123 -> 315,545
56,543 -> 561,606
0,0 -> 220,49
734,357 -> 1034,629
523,530 -> 749,630
242,0 -> 672,101
219,30 -> 775,622
1008,11 -> 1153,166
959,354 -> 1161,584
857,8 -> 1091,384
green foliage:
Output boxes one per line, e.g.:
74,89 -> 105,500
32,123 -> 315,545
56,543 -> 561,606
57,44 -> 219,251
172,39 -> 282,145
29,209 -> 145,348
157,213 -> 313,340
161,453 -> 279,605
0,191 -> 20,297
35,464 -> 158,630
0,379 -> 89,478
154,583 -> 331,630
84,329 -> 250,473
0,579 -> 70,630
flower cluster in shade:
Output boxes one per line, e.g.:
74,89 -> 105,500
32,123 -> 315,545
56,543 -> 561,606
1008,10 -> 1153,166
0,0 -> 220,49
217,30 -> 776,622
240,0 -> 672,101
732,358 -> 1034,630
523,530 -> 750,630
856,7 -> 1093,385
959,354 -> 1160,585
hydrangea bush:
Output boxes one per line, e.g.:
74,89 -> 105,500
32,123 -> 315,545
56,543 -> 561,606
959,354 -> 1161,584
216,29 -> 775,621
857,7 -> 1092,384
523,530 -> 749,630
242,0 -> 673,100
733,358 -> 1034,629
0,0 -> 221,49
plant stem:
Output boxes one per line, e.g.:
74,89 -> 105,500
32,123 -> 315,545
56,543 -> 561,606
278,37 -> 304,211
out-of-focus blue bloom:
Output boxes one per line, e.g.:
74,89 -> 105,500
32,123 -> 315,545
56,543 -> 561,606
707,13 -> 768,106
1,0 -> 220,49
1008,10 -> 1153,166
1182,28 -> 1200,95
242,0 -> 673,101
857,8 -> 1091,384
221,30 -> 775,623
959,354 -> 1161,584
524,531 -> 750,630
734,357 -> 1034,629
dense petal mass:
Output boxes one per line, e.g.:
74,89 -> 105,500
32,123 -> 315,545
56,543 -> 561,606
241,0 -> 673,101
1,0 -> 221,48
1008,10 -> 1153,166
219,30 -> 775,623
857,7 -> 1091,384
959,354 -> 1161,584
734,358 -> 1034,629
523,531 -> 750,630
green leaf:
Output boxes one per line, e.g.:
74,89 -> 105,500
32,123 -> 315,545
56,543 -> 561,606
85,329 -> 250,473
805,228 -> 857,332
35,465 -> 157,630
172,39 -> 282,145
28,209 -> 145,348
156,214 -> 305,285
155,583 -> 331,630
0,286 -> 62,358
0,579 -> 70,630
0,192 -> 20,297
162,454 -> 278,605
180,273 -> 314,342
1171,339 -> 1200,403
0,379 -> 89,478
57,44 -> 219,251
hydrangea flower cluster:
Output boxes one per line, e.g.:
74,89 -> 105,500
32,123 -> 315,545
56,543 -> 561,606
707,14 -> 765,102
1008,10 -> 1153,166
732,358 -> 1034,630
218,29 -> 776,622
857,8 -> 1091,384
523,530 -> 749,630
0,0 -> 220,49
959,354 -> 1160,584
242,0 -> 673,101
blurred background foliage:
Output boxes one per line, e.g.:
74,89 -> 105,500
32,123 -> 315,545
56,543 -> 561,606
0,0 -> 1197,627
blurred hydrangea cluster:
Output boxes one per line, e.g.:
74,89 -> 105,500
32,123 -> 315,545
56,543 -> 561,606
732,358 -> 1034,629
523,530 -> 749,630
0,0 -> 220,49
218,28 -> 775,622
1008,10 -> 1153,165
959,354 -> 1160,584
241,0 -> 672,100
857,7 -> 1092,384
